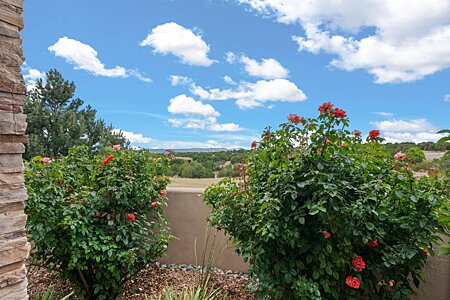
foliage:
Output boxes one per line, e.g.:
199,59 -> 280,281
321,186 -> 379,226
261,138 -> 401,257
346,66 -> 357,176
404,147 -> 425,164
148,285 -> 225,300
25,146 -> 171,300
217,164 -> 240,178
32,289 -> 73,300
24,69 -> 127,160
204,104 -> 450,300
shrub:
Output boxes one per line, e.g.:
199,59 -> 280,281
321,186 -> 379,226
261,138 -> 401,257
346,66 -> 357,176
217,164 -> 240,178
180,161 -> 215,178
25,146 -> 171,300
204,103 -> 449,299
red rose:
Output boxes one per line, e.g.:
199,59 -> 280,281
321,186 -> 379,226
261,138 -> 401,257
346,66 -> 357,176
352,255 -> 366,271
159,189 -> 168,196
103,154 -> 114,165
318,102 -> 334,115
333,108 -> 347,119
346,276 -> 360,289
151,201 -> 158,207
288,114 -> 304,125
369,130 -> 380,139
341,142 -> 348,147
125,213 -> 135,221
251,141 -> 257,149
352,130 -> 362,137
365,239 -> 378,248
322,231 -> 331,239
421,247 -> 429,255
93,213 -> 101,218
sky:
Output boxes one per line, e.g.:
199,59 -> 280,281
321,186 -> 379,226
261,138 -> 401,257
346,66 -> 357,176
22,0 -> 450,149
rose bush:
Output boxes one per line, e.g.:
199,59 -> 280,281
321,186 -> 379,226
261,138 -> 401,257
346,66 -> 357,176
25,145 -> 171,299
204,104 -> 450,299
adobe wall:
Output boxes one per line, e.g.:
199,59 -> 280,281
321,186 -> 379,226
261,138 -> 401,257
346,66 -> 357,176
0,0 -> 30,299
161,188 -> 449,299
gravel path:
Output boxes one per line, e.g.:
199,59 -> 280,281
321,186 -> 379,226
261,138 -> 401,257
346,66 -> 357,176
27,263 -> 256,299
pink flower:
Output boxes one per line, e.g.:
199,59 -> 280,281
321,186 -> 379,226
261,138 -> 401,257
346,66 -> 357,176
151,201 -> 158,207
352,255 -> 366,271
352,130 -> 362,137
41,157 -> 52,164
125,213 -> 135,221
112,145 -> 122,151
322,231 -> 331,239
251,141 -> 257,149
341,142 -> 348,147
394,152 -> 407,160
159,190 -> 168,196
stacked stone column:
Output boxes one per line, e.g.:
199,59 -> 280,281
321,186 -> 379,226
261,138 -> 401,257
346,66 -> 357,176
0,0 -> 29,299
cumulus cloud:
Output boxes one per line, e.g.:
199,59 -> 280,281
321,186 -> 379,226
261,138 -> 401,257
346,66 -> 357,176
239,0 -> 450,83
374,112 -> 395,117
112,129 -> 153,144
225,51 -> 237,64
49,37 -> 151,82
190,78 -> 307,109
168,94 -> 220,117
240,56 -> 288,79
170,75 -> 193,86
22,64 -> 46,91
370,118 -> 446,143
167,94 -> 242,132
140,22 -> 214,66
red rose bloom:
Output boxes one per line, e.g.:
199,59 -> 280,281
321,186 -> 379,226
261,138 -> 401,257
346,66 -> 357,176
318,102 -> 334,114
352,256 -> 366,271
333,108 -> 347,119
103,154 -> 114,165
151,201 -> 158,207
288,114 -> 304,125
322,231 -> 331,239
352,130 -> 362,137
346,276 -> 360,289
159,189 -> 168,196
369,130 -> 380,139
341,142 -> 348,147
365,239 -> 378,248
251,141 -> 257,149
125,213 -> 135,221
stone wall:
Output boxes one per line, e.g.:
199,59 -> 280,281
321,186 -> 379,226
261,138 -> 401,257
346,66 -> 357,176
0,0 -> 29,299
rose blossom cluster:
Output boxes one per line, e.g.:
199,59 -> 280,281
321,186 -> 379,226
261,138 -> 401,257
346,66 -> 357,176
103,154 -> 114,165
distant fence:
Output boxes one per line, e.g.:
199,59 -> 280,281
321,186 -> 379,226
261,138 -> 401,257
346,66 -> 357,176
160,188 -> 450,300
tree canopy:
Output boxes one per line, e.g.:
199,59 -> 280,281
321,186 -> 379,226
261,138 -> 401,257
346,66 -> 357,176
24,69 -> 127,159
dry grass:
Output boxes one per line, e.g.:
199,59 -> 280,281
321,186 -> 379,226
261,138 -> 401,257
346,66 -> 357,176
168,177 -> 224,188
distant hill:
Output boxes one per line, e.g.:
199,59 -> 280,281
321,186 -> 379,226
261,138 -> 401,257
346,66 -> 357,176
148,148 -> 241,153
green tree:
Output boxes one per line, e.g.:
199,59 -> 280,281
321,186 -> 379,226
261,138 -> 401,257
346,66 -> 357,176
24,69 -> 127,160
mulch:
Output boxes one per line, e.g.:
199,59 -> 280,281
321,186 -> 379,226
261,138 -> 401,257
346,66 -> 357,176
27,264 -> 256,299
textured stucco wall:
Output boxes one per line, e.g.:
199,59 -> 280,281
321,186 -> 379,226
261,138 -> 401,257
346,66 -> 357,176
161,188 -> 449,299
0,0 -> 29,299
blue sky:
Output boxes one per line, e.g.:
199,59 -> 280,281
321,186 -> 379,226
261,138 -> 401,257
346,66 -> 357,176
22,0 -> 450,149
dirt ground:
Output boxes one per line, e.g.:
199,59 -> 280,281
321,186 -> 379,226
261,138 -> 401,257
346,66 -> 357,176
168,177 -> 224,188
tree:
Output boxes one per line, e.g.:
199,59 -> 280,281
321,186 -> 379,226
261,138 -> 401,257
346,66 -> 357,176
24,69 -> 127,159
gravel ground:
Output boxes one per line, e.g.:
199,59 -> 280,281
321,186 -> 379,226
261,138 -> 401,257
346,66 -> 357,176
27,263 -> 256,300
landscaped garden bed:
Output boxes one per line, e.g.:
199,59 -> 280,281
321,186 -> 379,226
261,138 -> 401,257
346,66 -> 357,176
27,263 -> 255,299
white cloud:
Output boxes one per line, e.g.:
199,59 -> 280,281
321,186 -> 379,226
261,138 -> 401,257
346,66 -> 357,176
444,94 -> 450,102
49,37 -> 151,82
240,56 -> 288,79
168,116 -> 242,132
170,75 -> 193,86
223,76 -> 237,85
371,119 -> 435,132
370,118 -> 446,143
113,129 -> 153,144
191,78 -> 307,109
374,112 -> 395,117
383,132 -> 446,143
113,129 -> 244,149
225,51 -> 237,64
22,65 -> 46,91
140,22 -> 214,66
239,0 -> 450,83
168,94 -> 220,117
